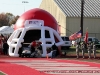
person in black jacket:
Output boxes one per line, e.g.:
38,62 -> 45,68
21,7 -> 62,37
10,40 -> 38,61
3,40 -> 9,55
51,43 -> 58,58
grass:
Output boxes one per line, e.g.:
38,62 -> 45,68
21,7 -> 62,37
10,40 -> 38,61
60,46 -> 100,63
0,72 -> 5,75
47,47 -> 100,63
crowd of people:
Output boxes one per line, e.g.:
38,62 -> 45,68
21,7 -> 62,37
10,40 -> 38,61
19,40 -> 59,58
76,41 -> 96,59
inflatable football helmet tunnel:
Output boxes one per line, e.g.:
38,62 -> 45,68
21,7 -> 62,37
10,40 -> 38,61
7,8 -> 64,57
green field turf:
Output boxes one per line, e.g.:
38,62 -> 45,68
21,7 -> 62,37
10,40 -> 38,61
62,47 -> 100,56
0,72 -> 5,75
60,47 -> 100,63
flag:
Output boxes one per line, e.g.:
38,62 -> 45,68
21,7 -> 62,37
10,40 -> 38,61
69,30 -> 81,40
69,33 -> 77,40
84,30 -> 88,43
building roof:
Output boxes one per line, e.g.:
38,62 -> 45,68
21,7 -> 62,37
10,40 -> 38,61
54,0 -> 100,17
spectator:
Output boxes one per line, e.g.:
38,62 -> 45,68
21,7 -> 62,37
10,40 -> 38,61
29,41 -> 36,53
3,40 -> 9,55
51,43 -> 58,58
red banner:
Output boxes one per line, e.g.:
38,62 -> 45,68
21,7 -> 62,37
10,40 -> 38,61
84,31 -> 88,43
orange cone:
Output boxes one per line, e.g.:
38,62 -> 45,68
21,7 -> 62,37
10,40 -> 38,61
46,54 -> 48,59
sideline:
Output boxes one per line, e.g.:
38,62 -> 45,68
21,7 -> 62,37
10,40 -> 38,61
0,71 -> 8,75
55,58 -> 100,65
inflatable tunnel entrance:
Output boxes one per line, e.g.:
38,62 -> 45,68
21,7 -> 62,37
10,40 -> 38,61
23,30 -> 50,47
7,19 -> 64,57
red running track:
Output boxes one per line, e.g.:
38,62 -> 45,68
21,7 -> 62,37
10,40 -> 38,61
0,56 -> 100,75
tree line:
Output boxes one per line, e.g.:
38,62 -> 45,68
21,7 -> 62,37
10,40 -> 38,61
0,12 -> 20,27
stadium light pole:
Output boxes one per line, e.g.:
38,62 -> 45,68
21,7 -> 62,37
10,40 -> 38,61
80,0 -> 84,36
22,1 -> 29,12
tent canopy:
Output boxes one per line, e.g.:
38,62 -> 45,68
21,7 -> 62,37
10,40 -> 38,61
0,26 -> 14,34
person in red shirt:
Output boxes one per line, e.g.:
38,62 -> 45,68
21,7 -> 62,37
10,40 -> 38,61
29,41 -> 36,53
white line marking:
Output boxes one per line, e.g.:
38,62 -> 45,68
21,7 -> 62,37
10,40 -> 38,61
1,59 -> 100,75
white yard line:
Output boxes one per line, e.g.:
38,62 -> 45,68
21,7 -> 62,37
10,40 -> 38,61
1,59 -> 100,75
